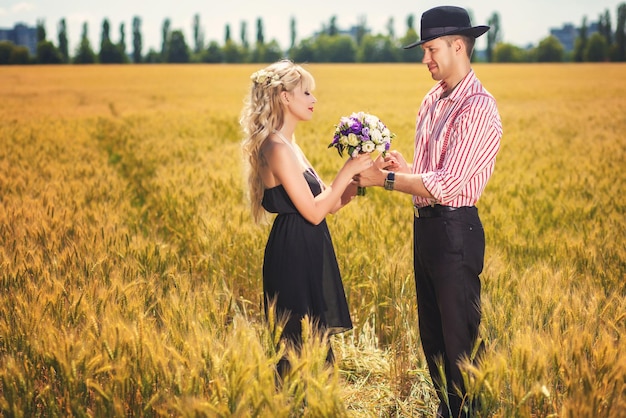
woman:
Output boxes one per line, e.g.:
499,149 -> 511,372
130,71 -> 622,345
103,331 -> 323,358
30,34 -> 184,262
240,60 -> 371,376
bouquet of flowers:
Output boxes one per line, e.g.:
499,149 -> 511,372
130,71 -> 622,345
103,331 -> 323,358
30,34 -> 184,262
329,111 -> 395,195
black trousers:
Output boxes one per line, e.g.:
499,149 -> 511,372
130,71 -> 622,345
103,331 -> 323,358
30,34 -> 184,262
413,206 -> 485,418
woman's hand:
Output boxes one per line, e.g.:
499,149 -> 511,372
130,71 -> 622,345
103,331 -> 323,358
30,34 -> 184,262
384,150 -> 410,173
343,153 -> 374,177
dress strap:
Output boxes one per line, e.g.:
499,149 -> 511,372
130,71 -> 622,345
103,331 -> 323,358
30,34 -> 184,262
273,130 -> 297,149
273,130 -> 324,190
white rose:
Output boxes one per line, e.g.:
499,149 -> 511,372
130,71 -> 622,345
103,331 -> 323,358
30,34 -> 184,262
347,133 -> 359,146
340,135 -> 349,146
370,129 -> 383,144
376,144 -> 386,153
362,141 -> 375,153
365,115 -> 379,127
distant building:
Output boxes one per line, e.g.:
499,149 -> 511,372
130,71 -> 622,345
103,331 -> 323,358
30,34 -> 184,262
339,25 -> 371,41
550,22 -> 599,51
314,25 -> 372,42
0,23 -> 37,55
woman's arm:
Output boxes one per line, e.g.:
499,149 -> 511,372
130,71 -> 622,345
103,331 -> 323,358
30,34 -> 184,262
268,142 -> 371,225
329,180 -> 359,214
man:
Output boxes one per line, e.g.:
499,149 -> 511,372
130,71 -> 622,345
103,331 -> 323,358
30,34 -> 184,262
358,6 -> 502,417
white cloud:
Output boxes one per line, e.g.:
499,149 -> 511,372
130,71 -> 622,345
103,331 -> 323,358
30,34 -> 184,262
11,2 -> 36,13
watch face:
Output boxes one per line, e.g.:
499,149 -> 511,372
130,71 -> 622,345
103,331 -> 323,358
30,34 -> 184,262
384,174 -> 394,190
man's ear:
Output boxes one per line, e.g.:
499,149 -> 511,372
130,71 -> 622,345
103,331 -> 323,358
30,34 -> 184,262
454,38 -> 463,54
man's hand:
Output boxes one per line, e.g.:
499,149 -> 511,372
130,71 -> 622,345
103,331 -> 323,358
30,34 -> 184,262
356,154 -> 386,187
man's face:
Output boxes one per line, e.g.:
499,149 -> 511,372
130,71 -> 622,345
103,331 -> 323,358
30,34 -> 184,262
420,37 -> 456,81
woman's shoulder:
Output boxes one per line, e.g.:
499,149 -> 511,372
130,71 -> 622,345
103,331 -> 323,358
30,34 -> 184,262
261,136 -> 292,163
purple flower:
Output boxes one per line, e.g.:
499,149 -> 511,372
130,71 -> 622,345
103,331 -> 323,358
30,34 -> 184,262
328,112 -> 395,158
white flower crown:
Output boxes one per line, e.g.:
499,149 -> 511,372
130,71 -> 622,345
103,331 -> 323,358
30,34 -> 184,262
250,69 -> 281,86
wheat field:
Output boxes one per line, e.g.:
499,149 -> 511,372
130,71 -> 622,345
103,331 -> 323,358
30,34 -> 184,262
0,63 -> 625,417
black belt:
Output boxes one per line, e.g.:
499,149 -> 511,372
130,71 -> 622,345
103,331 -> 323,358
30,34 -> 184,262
414,204 -> 461,218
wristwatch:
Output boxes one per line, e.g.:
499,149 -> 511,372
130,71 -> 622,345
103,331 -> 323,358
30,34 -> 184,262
384,171 -> 395,191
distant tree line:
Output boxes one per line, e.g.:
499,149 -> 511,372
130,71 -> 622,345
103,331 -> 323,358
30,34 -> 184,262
490,4 -> 626,62
1,3 -> 625,65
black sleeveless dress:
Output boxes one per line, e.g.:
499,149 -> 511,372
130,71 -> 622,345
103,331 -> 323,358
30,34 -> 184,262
261,169 -> 352,342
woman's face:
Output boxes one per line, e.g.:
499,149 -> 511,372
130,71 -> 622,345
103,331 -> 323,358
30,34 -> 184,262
284,83 -> 316,122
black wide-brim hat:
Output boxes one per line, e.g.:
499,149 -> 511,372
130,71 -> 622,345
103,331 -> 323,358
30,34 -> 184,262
403,5 -> 490,49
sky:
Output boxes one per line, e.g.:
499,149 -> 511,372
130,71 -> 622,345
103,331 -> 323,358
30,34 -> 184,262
0,0 -> 623,53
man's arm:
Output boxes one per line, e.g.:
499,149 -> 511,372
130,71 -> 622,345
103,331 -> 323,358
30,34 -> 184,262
358,167 -> 434,199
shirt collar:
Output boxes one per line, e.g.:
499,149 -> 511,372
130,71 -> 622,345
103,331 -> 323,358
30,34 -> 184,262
436,69 -> 476,101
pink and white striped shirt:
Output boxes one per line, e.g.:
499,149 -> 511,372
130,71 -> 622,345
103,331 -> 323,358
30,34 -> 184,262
412,70 -> 502,208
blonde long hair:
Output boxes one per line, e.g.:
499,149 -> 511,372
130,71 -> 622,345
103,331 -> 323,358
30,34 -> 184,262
240,60 -> 315,223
